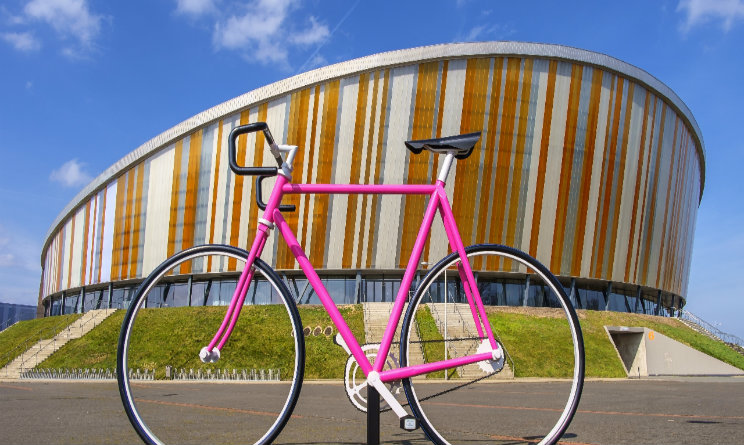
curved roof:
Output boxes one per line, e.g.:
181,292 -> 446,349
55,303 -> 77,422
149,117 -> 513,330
42,41 -> 706,261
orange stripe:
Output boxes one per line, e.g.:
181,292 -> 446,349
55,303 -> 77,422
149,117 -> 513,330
366,70 -> 390,268
529,60 -> 557,258
57,231 -> 63,292
227,111 -> 250,270
310,80 -> 341,266
606,82 -> 635,277
551,64 -> 583,273
632,97 -> 658,282
276,93 -> 301,269
357,72 -> 380,268
279,89 -> 311,269
670,129 -> 691,290
399,63 -> 437,268
342,75 -> 369,268
180,130 -> 203,273
504,58 -> 534,270
656,118 -> 679,288
472,57 -> 503,270
207,120 -> 224,272
111,173 -> 128,281
488,58 -> 521,269
246,104 -> 269,271
66,214 -> 76,290
81,201 -> 91,285
571,69 -> 604,276
300,87 -> 321,251
453,58 -> 490,250
590,76 -> 617,278
88,196 -> 97,283
97,189 -> 106,283
167,141 -> 184,259
640,103 -> 667,284
129,163 -> 145,278
422,60 -> 449,266
121,166 -> 136,280
625,91 -> 651,282
593,76 -> 624,278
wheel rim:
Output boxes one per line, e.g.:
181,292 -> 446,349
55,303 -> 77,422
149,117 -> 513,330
400,245 -> 584,445
117,245 -> 304,445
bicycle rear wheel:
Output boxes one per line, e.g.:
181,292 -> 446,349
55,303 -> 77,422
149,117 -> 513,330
117,244 -> 304,445
400,244 -> 584,445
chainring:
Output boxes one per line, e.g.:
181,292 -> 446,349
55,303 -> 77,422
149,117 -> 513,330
343,343 -> 402,412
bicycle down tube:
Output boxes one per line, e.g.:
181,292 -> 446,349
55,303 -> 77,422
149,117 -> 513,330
202,168 -> 499,384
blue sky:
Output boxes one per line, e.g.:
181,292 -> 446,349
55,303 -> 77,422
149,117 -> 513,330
1,0 -> 743,338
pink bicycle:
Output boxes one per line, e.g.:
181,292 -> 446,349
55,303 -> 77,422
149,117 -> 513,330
117,122 -> 584,444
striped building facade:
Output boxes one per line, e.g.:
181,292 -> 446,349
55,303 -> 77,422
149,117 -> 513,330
39,42 -> 704,316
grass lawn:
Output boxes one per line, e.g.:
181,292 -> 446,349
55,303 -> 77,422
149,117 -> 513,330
29,305 -> 744,380
38,305 -> 365,380
486,308 -> 744,378
0,314 -> 83,369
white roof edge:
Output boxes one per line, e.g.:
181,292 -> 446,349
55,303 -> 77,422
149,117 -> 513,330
42,41 -> 706,261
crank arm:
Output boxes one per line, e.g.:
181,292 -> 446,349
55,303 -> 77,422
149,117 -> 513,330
365,371 -> 408,418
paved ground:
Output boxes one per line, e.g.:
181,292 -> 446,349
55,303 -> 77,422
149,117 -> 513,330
0,377 -> 742,444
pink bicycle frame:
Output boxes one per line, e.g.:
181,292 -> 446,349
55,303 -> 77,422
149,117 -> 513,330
204,174 -> 499,383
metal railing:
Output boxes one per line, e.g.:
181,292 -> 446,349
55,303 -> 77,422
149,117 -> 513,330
678,310 -> 744,349
1,310 -> 115,377
0,315 -> 82,376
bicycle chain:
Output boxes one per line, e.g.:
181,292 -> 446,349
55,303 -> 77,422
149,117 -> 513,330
379,336 -> 501,413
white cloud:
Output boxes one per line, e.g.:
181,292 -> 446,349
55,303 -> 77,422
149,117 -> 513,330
289,16 -> 329,46
2,0 -> 106,56
0,31 -> 41,51
208,0 -> 336,68
677,0 -> 744,32
49,159 -> 92,188
459,23 -> 516,42
25,0 -> 103,45
176,0 -> 217,16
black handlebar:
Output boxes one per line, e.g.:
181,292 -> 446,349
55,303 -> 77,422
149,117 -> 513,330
228,123 -> 279,176
256,176 -> 295,212
228,122 -> 295,212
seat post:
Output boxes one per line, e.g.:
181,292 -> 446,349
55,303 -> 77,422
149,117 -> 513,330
437,152 -> 456,183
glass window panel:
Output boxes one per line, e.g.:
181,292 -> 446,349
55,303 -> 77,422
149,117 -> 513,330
345,278 -> 357,304
214,280 -> 236,306
172,282 -> 190,307
248,279 -> 272,305
190,281 -> 207,307
83,291 -> 97,312
325,278 -> 346,304
146,285 -> 164,308
608,292 -> 627,312
505,283 -> 523,306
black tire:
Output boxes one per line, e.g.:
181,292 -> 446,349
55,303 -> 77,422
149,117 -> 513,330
117,244 -> 304,445
400,244 -> 584,445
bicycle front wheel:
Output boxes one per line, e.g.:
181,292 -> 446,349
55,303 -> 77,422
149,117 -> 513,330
400,244 -> 584,445
117,244 -> 304,445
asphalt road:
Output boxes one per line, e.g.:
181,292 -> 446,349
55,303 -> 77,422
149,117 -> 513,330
0,377 -> 742,444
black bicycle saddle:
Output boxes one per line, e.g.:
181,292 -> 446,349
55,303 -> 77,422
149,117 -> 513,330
404,131 -> 482,160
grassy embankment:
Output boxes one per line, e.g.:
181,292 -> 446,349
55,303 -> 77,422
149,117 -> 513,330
9,305 -> 743,379
38,305 -> 364,379
0,313 -> 83,369
486,308 -> 744,378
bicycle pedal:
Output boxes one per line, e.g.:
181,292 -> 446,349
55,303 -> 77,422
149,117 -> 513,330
400,415 -> 419,431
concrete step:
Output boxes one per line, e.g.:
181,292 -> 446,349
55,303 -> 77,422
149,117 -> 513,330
361,303 -> 424,367
426,303 -> 513,379
0,309 -> 117,379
